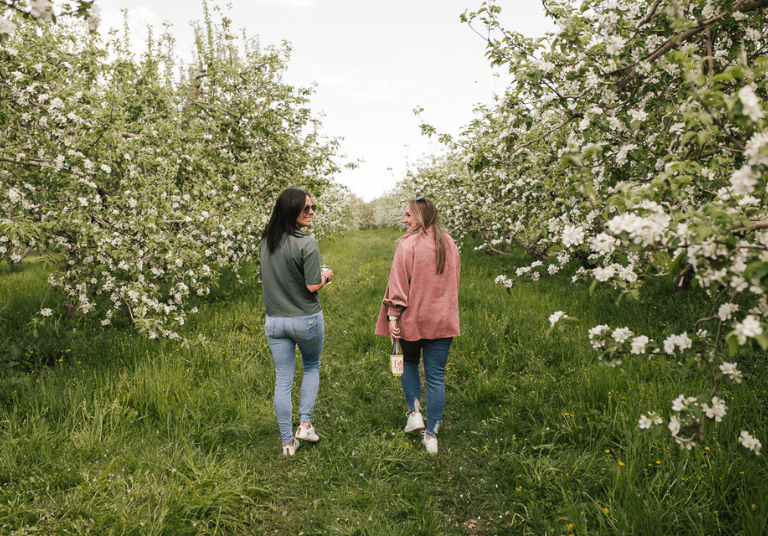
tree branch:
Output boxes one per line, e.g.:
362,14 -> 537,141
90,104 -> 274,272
616,0 -> 768,93
0,155 -> 85,177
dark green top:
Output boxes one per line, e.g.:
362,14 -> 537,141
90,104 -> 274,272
259,232 -> 322,317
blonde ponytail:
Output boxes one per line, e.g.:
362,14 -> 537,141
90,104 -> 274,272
405,197 -> 447,274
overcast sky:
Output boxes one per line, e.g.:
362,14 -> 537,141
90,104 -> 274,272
99,0 -> 554,201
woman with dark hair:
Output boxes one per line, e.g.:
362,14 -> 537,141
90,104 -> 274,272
259,188 -> 333,456
375,196 -> 460,454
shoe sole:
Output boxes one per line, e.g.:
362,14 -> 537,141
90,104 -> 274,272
404,424 -> 425,433
295,430 -> 319,442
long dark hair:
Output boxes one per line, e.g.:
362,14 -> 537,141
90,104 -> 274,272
261,188 -> 308,254
404,197 -> 448,274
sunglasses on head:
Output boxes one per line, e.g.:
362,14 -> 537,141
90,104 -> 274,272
414,196 -> 425,202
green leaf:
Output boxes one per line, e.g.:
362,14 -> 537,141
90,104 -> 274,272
679,131 -> 696,146
710,72 -> 736,84
726,332 -> 739,356
744,261 -> 768,282
755,330 -> 768,351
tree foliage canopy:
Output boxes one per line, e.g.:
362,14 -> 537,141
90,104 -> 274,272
0,6 -> 341,339
407,0 -> 768,453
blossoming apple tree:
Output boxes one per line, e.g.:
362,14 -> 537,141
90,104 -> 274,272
0,9 -> 342,339
366,184 -> 415,228
409,0 -> 767,454
313,184 -> 366,235
0,0 -> 101,36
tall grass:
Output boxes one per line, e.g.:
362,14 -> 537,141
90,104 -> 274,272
0,228 -> 766,535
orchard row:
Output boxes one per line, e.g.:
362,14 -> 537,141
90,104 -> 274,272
387,0 -> 768,454
0,4 -> 365,339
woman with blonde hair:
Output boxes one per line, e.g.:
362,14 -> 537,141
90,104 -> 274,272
375,196 -> 461,454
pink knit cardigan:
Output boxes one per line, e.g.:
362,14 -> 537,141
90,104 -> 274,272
375,226 -> 461,341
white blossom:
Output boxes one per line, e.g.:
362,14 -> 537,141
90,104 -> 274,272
639,415 -> 653,429
29,0 -> 54,22
561,225 -> 585,247
588,233 -> 618,255
738,86 -> 765,122
588,324 -> 610,349
615,144 -> 637,165
671,394 -> 697,412
606,35 -> 625,55
630,335 -> 649,354
606,212 -> 670,247
8,188 -> 21,204
718,303 -> 739,321
639,412 -> 663,430
738,431 -> 762,455
593,265 -> 616,282
729,165 -> 757,196
663,333 -> 692,354
676,333 -> 692,351
617,264 -> 637,283
734,315 -> 763,345
702,397 -> 727,422
668,415 -> 681,436
87,5 -> 102,31
745,132 -> 768,166
0,16 -> 17,36
549,311 -> 567,326
719,361 -> 743,384
612,327 -> 632,343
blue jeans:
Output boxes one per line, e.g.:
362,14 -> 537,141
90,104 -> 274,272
265,311 -> 324,444
400,337 -> 453,436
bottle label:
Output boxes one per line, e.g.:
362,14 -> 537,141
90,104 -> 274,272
390,353 -> 403,376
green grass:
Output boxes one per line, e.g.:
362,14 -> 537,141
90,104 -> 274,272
0,228 -> 766,535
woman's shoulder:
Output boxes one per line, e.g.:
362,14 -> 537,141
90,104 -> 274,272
296,233 -> 319,253
397,232 -> 421,249
401,226 -> 445,244
286,231 -> 316,244
275,233 -> 317,256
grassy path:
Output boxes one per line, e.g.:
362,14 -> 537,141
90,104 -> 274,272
0,228 -> 767,535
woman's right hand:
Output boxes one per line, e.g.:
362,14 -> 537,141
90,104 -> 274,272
307,269 -> 334,293
388,317 -> 400,341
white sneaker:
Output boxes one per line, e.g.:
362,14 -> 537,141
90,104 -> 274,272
404,411 -> 425,433
295,424 -> 319,442
421,431 -> 438,454
283,439 -> 301,456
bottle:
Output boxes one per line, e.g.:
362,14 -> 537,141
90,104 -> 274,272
390,338 -> 403,377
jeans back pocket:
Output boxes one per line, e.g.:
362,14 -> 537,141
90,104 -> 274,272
294,317 -> 317,341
